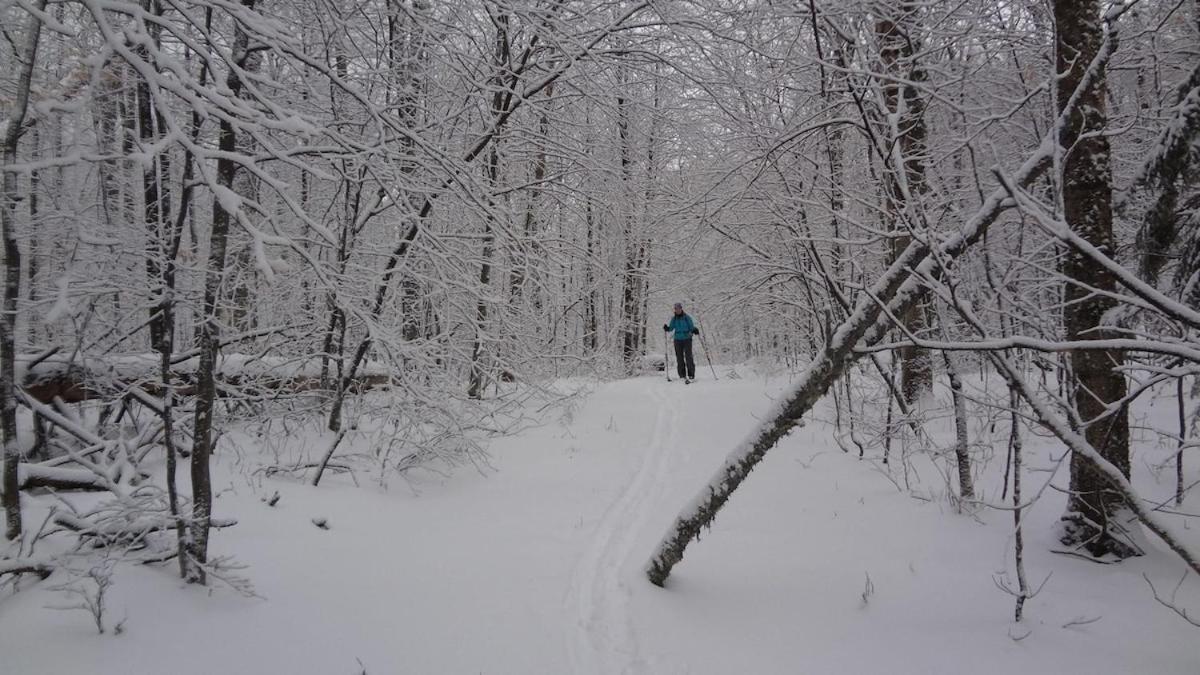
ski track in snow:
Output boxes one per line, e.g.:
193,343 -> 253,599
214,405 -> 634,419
566,380 -> 680,675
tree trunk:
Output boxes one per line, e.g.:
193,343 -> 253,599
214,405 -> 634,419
467,148 -> 498,400
1,0 -> 47,541
137,0 -> 192,579
511,84 -> 552,303
27,125 -> 40,343
617,68 -> 642,371
583,110 -> 599,355
1053,0 -> 1135,558
943,350 -> 975,501
190,0 -> 256,583
645,151 -> 1051,584
876,2 -> 933,404
644,72 -> 1069,581
808,0 -> 851,289
468,12 -> 511,399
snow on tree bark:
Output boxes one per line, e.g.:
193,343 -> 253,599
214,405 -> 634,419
1,0 -> 47,542
618,65 -> 642,373
646,136 -> 1054,585
943,350 -> 975,502
875,1 -> 933,404
468,11 -> 511,400
189,0 -> 259,583
644,8 -> 1124,583
135,0 -> 190,581
1053,0 -> 1135,558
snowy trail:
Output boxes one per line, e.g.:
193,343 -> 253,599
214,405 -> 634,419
5,374 -> 1199,675
566,380 -> 680,675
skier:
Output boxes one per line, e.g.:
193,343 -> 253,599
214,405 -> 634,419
663,303 -> 699,383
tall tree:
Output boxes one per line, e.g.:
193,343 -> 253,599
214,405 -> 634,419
875,0 -> 933,404
191,0 -> 259,583
468,7 -> 511,400
1054,0 -> 1135,557
1,0 -> 47,541
618,63 -> 643,371
135,0 -> 190,578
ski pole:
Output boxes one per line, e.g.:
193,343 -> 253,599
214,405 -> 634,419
698,331 -> 718,380
664,329 -> 672,381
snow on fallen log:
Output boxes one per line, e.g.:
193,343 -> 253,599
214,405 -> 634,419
0,557 -> 53,579
644,135 -> 1056,587
644,18 -> 1134,586
17,352 -> 393,404
17,464 -> 110,491
51,511 -> 237,545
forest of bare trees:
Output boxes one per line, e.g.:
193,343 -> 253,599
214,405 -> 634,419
1,0 -> 1198,640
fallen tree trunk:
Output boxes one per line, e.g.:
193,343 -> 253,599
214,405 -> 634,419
0,557 -> 53,579
20,358 -> 391,404
18,464 -> 110,491
644,140 -> 1056,588
53,511 -> 237,545
643,14 -> 1125,588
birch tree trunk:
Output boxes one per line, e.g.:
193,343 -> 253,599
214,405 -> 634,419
943,350 -> 975,501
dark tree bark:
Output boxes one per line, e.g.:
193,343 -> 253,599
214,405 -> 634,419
2,0 -> 47,541
138,0 -> 197,580
876,1 -> 933,403
1054,0 -> 1135,558
617,66 -> 643,371
1007,387 -> 1030,621
643,31 -> 1129,579
391,0 -> 431,347
1130,57 -> 1200,287
511,84 -> 552,303
808,0 -> 851,287
321,43 -> 363,432
190,0 -> 257,583
645,139 -> 1053,585
583,111 -> 599,354
27,125 -> 40,343
1176,377 -> 1187,506
468,11 -> 511,400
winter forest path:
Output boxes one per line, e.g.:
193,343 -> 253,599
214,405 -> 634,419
3,372 -> 1199,675
566,378 -> 680,674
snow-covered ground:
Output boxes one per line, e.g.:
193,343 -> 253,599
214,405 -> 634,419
2,370 -> 1198,674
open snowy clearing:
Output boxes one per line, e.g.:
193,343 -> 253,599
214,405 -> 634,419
3,371 -> 1198,674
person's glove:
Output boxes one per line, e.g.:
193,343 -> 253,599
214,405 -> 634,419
663,324 -> 670,332
692,327 -> 700,335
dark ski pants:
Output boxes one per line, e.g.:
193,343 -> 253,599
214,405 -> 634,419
674,338 -> 696,379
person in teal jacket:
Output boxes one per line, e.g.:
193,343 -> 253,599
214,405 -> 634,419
663,303 -> 699,382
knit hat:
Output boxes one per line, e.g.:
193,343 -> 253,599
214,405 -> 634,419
673,303 -> 683,310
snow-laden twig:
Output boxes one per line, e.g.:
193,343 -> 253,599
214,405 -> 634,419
0,557 -> 54,579
1143,572 -> 1200,628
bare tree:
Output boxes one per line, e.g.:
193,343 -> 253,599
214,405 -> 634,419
1053,0 -> 1135,558
874,0 -> 933,404
1,0 -> 47,542
190,0 -> 261,583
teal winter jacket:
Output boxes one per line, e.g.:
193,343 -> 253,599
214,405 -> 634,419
664,313 -> 698,342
